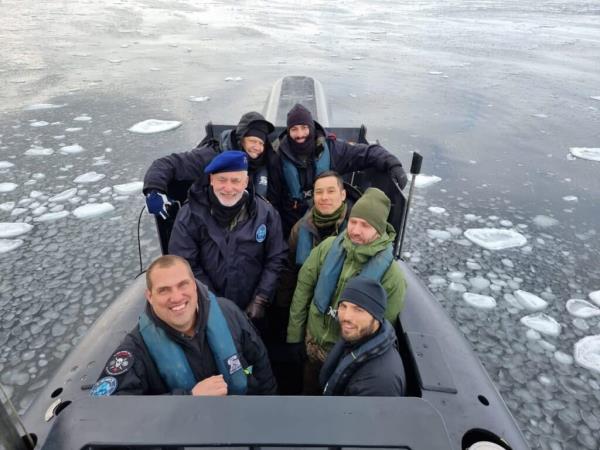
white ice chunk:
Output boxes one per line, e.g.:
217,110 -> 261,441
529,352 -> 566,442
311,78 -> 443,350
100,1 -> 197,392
224,76 -> 243,81
500,220 -> 513,227
65,127 -> 82,132
74,115 -> 92,122
428,206 -> 446,214
574,335 -> 600,374
427,229 -> 452,240
463,293 -> 496,310
0,239 -> 24,253
188,96 -> 210,102
463,228 -> 527,250
10,208 -> 27,216
29,191 -> 43,199
514,290 -> 548,311
409,174 -> 441,188
72,202 -> 115,219
569,147 -> 600,162
464,214 -> 480,222
526,329 -> 541,340
0,161 -> 15,169
23,103 -> 66,111
0,182 -> 18,192
59,144 -> 85,154
49,188 -> 77,202
589,290 -> 600,307
566,299 -> 600,318
24,147 -> 54,156
0,222 -> 33,238
30,121 -> 49,127
0,202 -> 15,212
466,261 -> 481,270
591,96 -> 600,101
502,258 -> 514,268
533,215 -> 559,228
554,351 -> 573,365
113,181 -> 143,195
447,271 -> 465,281
469,276 -> 490,291
562,195 -> 578,202
520,313 -> 561,337
74,172 -> 105,183
34,211 -> 70,222
448,282 -> 466,293
31,206 -> 47,216
128,119 -> 182,134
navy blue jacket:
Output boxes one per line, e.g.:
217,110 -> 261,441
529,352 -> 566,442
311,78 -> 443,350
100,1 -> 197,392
275,122 -> 404,236
168,183 -> 287,309
319,321 -> 406,396
101,283 -> 277,395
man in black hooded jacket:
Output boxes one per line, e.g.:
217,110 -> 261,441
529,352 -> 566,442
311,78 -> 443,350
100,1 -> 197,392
319,276 -> 406,396
143,111 -> 280,218
273,103 -> 407,236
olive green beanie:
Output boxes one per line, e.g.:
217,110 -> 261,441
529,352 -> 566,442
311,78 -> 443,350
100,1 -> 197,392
349,187 -> 391,235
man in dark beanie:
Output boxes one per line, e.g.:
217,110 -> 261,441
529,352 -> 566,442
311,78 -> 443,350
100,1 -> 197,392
287,187 -> 406,394
169,151 -> 287,324
143,111 -> 280,219
319,276 -> 406,396
274,103 -> 407,237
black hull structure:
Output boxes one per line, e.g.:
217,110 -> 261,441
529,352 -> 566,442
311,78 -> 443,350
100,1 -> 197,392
21,76 -> 529,450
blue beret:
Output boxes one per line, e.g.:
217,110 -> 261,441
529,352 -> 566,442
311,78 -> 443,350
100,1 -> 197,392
204,150 -> 248,174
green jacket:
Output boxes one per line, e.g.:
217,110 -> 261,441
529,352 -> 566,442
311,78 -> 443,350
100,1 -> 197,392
287,223 -> 406,353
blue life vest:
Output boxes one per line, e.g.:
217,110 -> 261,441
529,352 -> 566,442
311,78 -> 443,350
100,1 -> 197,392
282,141 -> 331,202
295,217 -> 347,267
313,233 -> 394,315
139,291 -> 248,394
320,320 -> 397,395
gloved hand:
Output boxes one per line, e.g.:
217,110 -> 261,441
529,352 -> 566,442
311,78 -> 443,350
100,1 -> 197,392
287,342 -> 307,364
390,165 -> 408,190
245,294 -> 269,321
146,191 -> 172,219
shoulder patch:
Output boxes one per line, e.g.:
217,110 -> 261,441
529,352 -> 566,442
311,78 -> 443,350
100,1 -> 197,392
225,354 -> 243,375
256,224 -> 267,242
90,376 -> 118,397
105,350 -> 134,376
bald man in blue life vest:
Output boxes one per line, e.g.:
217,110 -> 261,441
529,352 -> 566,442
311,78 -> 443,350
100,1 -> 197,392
91,255 -> 277,396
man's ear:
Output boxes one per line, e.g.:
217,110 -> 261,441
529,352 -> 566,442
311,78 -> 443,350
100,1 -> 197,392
144,288 -> 152,305
341,189 -> 347,201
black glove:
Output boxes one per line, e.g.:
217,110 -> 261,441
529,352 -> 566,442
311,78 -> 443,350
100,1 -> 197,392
390,165 -> 408,190
288,342 -> 307,364
245,294 -> 269,321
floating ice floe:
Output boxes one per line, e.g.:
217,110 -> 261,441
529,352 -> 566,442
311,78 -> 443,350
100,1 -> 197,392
72,202 -> 115,219
0,202 -> 15,212
589,290 -> 600,307
23,103 -> 66,111
25,147 -> 54,156
74,172 -> 105,183
574,335 -> 600,374
65,127 -> 82,133
427,229 -> 452,240
0,222 -> 33,238
463,228 -> 527,250
520,313 -> 561,337
514,290 -> 548,311
188,96 -> 210,102
463,293 -> 496,310
428,71 -> 443,75
34,211 -> 70,222
428,206 -> 446,214
0,182 -> 18,193
562,195 -> 578,202
0,161 -> 15,169
59,144 -> 85,154
554,351 -> 573,365
30,121 -> 49,127
565,299 -> 600,318
49,188 -> 78,202
224,76 -> 243,82
74,115 -> 92,122
113,181 -> 143,195
128,119 -> 182,134
469,277 -> 490,291
409,174 -> 441,188
533,215 -> 559,228
569,147 -> 600,162
0,239 -> 24,253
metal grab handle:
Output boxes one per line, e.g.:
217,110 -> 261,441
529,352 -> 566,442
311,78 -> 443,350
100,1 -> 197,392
394,152 -> 423,259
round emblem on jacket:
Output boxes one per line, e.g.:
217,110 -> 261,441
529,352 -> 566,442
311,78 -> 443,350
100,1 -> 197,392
90,376 -> 118,397
256,224 -> 267,242
105,350 -> 134,376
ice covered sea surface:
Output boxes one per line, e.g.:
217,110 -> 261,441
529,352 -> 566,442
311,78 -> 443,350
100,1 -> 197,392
1,0 -> 600,448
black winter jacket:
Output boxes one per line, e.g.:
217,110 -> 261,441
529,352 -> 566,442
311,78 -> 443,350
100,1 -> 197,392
274,122 -> 404,236
319,321 -> 406,396
100,283 -> 277,395
168,183 -> 287,309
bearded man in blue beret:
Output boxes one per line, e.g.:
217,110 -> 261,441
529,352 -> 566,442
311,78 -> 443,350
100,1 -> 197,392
169,151 -> 288,322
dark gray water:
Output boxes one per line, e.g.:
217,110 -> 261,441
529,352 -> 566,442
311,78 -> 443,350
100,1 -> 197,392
1,1 -> 600,448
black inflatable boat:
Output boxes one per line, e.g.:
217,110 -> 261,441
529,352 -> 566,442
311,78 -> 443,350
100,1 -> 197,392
16,76 -> 529,450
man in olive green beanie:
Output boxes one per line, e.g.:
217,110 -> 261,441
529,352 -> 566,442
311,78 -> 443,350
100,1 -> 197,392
287,187 -> 407,394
